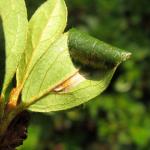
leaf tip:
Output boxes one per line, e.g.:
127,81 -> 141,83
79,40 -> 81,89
121,51 -> 132,62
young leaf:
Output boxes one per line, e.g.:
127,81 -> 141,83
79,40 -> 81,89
22,29 -> 131,112
17,0 -> 67,86
0,0 -> 28,96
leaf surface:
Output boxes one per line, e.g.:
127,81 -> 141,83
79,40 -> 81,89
0,0 -> 28,95
17,0 -> 67,86
22,29 -> 131,112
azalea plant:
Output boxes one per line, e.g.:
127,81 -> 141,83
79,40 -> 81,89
0,0 -> 131,149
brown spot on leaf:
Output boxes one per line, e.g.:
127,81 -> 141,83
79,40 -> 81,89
53,72 -> 85,92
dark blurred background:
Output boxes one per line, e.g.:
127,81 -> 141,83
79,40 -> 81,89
1,0 -> 150,149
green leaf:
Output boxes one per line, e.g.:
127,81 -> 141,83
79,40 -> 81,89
17,0 -> 67,85
69,28 -> 131,69
22,29 -> 131,112
0,0 -> 28,95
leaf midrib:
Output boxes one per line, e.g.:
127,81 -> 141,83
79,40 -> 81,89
24,69 -> 79,107
27,68 -> 117,112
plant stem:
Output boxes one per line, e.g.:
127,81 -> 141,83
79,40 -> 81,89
0,95 -> 5,121
0,112 -> 14,138
0,105 -> 24,139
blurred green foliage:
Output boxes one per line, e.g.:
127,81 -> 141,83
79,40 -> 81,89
1,0 -> 149,149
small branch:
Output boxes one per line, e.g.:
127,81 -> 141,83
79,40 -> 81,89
0,111 -> 30,149
0,110 -> 16,138
0,103 -> 24,138
0,95 -> 5,121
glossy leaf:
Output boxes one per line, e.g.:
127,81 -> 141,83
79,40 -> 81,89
22,30 -> 131,112
0,0 -> 28,95
17,0 -> 67,85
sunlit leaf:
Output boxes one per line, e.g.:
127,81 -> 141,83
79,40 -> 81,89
22,29 -> 131,112
0,0 -> 28,96
17,0 -> 67,85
